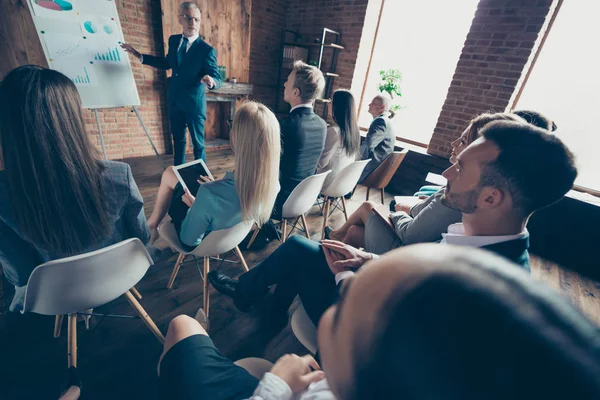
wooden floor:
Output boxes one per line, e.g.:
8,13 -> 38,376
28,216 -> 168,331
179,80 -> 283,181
0,149 -> 598,399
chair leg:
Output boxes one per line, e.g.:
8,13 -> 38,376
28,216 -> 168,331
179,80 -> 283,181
301,214 -> 310,239
282,219 -> 288,243
321,199 -> 331,240
366,188 -> 370,201
67,314 -> 77,368
54,315 -> 64,338
380,188 -> 385,204
131,286 -> 142,300
246,228 -> 260,250
124,290 -> 165,344
203,257 -> 210,317
167,253 -> 185,289
234,246 -> 249,272
340,196 -> 349,220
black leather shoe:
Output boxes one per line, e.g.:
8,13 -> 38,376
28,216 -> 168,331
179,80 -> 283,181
208,271 -> 251,312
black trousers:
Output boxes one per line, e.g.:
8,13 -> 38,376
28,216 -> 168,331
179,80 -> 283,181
237,235 -> 338,326
170,106 -> 207,165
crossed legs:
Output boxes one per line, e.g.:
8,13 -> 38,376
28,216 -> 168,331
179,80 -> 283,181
329,201 -> 381,247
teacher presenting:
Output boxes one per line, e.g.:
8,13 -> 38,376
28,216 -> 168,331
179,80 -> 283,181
122,2 -> 222,165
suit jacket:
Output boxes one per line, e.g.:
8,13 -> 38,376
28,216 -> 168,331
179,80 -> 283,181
482,236 -> 531,271
142,35 -> 222,115
0,161 -> 151,311
279,107 -> 327,194
359,114 -> 396,182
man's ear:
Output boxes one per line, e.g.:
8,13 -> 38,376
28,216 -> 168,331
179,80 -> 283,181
293,87 -> 300,99
478,186 -> 504,209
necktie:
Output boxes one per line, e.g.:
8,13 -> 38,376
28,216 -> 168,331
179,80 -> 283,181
177,37 -> 189,67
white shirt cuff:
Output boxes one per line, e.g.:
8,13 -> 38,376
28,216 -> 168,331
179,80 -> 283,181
335,270 -> 355,285
251,372 -> 293,400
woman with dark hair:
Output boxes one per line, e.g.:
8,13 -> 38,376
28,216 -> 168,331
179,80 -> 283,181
316,89 -> 360,190
513,109 -> 558,132
158,244 -> 600,399
0,65 -> 151,311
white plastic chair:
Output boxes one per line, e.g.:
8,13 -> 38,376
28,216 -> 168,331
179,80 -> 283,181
290,302 -> 318,355
21,238 -> 164,368
234,357 -> 274,379
247,171 -> 331,248
320,159 -> 371,239
158,220 -> 253,317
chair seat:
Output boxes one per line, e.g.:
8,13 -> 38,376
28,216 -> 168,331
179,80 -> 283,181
157,221 -> 191,254
234,357 -> 274,379
290,303 -> 318,354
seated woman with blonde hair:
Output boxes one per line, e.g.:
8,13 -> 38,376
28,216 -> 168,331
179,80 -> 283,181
147,102 -> 281,247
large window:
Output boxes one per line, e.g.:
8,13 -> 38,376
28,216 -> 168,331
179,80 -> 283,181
353,0 -> 479,145
513,1 -> 600,191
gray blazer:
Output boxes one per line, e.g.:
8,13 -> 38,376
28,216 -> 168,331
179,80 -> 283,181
0,161 -> 150,311
359,114 -> 396,183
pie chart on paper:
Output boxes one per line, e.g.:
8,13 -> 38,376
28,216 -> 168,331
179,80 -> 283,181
35,0 -> 73,11
84,21 -> 98,34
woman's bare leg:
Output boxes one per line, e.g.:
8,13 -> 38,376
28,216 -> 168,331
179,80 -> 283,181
329,201 -> 378,241
147,167 -> 180,239
157,315 -> 208,377
343,225 -> 366,248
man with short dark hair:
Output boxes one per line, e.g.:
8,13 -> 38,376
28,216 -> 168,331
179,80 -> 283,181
210,120 -> 577,328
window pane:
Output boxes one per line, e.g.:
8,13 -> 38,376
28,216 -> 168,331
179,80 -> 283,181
515,1 -> 600,191
354,0 -> 479,144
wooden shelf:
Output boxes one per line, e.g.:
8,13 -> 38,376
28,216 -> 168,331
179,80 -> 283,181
284,42 -> 344,50
315,98 -> 331,103
325,72 -> 339,77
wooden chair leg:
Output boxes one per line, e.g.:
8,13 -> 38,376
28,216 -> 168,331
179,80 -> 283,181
282,219 -> 288,243
131,286 -> 142,300
167,253 -> 185,289
203,257 -> 210,317
54,315 -> 64,338
246,228 -> 260,249
366,187 -> 370,201
125,290 -> 165,344
340,196 -> 349,220
301,214 -> 310,239
234,246 -> 249,272
67,314 -> 77,368
321,199 -> 331,240
380,188 -> 385,204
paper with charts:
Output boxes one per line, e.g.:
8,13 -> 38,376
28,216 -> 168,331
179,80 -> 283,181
27,0 -> 140,109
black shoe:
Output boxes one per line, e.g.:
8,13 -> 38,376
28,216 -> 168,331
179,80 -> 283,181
389,199 -> 397,212
208,271 -> 252,312
263,220 -> 282,241
344,191 -> 353,200
324,226 -> 333,240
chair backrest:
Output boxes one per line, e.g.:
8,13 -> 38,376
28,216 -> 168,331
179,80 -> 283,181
321,159 -> 371,198
361,149 -> 408,189
22,239 -> 152,316
282,171 -> 331,218
191,220 -> 254,257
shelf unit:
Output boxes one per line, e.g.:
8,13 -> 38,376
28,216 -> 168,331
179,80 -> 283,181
276,28 -> 343,119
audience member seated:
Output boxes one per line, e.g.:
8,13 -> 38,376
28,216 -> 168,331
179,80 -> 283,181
330,112 -> 523,252
146,102 -> 281,247
210,119 -> 577,330
316,89 -> 360,191
513,109 -> 557,132
357,93 -> 396,184
272,61 -> 327,218
162,245 -> 600,400
0,66 -> 151,312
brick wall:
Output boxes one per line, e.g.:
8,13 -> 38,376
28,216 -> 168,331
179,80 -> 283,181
84,0 -> 171,160
428,0 -> 553,157
250,0 -> 289,108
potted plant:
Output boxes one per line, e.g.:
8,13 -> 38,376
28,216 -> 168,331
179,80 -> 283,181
377,69 -> 403,113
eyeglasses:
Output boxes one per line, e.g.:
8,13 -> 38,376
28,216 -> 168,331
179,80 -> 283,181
179,15 -> 200,23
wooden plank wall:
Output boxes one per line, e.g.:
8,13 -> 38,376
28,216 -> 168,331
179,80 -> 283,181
159,0 -> 252,141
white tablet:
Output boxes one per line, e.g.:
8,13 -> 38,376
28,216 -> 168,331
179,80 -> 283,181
172,159 -> 214,193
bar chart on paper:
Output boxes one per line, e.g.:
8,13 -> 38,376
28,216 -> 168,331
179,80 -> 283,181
72,66 -> 91,84
93,45 -> 122,62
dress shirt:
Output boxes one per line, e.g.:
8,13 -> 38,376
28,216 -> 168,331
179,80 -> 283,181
289,103 -> 313,113
440,223 -> 528,247
334,253 -> 380,285
140,33 -> 198,63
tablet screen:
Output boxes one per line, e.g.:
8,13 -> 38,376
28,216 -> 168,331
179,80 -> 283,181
173,159 -> 213,193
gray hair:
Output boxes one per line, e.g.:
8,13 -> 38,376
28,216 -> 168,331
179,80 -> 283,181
373,93 -> 393,112
291,61 -> 325,103
179,2 -> 200,13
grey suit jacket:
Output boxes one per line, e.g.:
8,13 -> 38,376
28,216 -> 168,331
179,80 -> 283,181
359,114 -> 396,182
0,161 -> 150,311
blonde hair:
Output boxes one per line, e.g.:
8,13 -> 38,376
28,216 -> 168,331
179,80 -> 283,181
232,102 -> 281,226
291,60 -> 325,103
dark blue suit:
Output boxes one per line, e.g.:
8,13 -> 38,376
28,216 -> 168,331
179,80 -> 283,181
143,35 -> 222,165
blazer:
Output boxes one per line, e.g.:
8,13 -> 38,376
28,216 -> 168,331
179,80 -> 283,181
0,161 -> 151,311
279,107 -> 327,193
142,35 -> 222,115
359,113 -> 396,182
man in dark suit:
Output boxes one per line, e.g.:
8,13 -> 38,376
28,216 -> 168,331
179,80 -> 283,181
121,2 -> 222,165
358,93 -> 396,183
272,60 -> 327,218
209,120 -> 577,329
